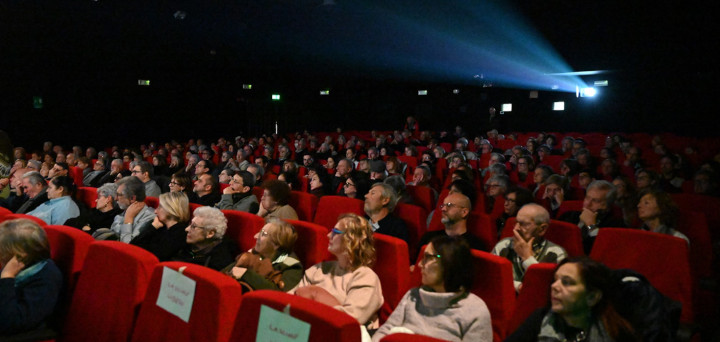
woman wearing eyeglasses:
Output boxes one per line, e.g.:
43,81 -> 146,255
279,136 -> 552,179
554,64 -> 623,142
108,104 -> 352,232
373,236 -> 491,342
172,206 -> 235,271
223,218 -> 302,292
292,213 -> 383,331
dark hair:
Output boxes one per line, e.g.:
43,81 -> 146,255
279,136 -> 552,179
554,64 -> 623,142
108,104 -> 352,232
507,187 -> 534,208
55,162 -> 69,171
638,188 -> 678,227
237,170 -> 256,189
560,159 -> 579,176
430,235 -> 473,293
264,179 -> 292,206
51,175 -> 76,196
348,170 -> 372,199
171,171 -> 193,195
278,171 -> 298,190
448,179 -> 477,210
136,160 -> 154,178
557,257 -> 636,340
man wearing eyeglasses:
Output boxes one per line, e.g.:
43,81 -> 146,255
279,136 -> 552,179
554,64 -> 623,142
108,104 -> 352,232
364,183 -> 409,247
131,161 -> 161,197
96,159 -> 124,186
491,204 -> 566,292
216,171 -> 259,214
105,176 -> 156,243
415,193 -> 485,260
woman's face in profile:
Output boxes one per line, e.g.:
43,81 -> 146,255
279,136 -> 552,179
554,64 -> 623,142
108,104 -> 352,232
419,242 -> 443,291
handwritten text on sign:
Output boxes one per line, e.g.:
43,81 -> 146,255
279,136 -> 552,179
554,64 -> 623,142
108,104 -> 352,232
256,305 -> 310,342
156,267 -> 197,322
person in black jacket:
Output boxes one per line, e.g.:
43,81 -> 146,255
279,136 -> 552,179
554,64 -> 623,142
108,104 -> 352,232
131,192 -> 190,261
172,206 -> 235,271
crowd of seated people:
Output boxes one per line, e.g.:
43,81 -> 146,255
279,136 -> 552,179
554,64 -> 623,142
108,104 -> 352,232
1,124 -> 720,341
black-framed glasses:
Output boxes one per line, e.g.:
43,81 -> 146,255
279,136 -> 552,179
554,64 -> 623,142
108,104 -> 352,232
344,182 -> 355,188
188,223 -> 210,231
439,202 -> 464,210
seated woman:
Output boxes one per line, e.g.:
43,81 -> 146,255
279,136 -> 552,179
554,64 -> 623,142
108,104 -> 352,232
223,218 -> 303,292
65,183 -> 123,234
308,171 -> 331,198
257,180 -> 298,220
292,213 -> 383,330
373,236 -> 492,342
131,192 -> 190,261
637,189 -> 689,244
496,187 -> 534,239
0,219 -> 62,340
172,206 -> 235,271
343,171 -> 371,200
169,171 -> 197,202
506,257 -> 636,342
28,176 -> 80,225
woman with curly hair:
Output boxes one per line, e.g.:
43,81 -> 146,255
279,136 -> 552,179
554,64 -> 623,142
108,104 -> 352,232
293,213 -> 383,330
637,189 -> 688,244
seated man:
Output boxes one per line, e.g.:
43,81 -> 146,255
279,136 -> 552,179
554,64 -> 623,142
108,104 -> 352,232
83,159 -> 108,187
104,176 -> 156,243
417,193 -> 485,260
16,171 -> 49,214
559,180 -> 624,254
47,162 -> 69,180
131,161 -> 161,197
173,206 -> 236,271
96,159 -> 124,186
216,170 -> 259,214
192,173 -> 221,206
364,183 -> 409,246
491,204 -> 567,291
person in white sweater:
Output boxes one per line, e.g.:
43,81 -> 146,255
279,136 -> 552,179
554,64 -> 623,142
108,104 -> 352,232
372,236 -> 492,342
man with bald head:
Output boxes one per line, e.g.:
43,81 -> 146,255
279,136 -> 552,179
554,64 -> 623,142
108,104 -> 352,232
416,193 -> 485,259
492,204 -> 567,291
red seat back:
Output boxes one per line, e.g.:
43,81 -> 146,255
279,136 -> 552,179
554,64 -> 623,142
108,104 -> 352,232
230,290 -> 361,342
0,206 -> 12,219
405,185 -> 435,213
131,262 -> 243,342
312,196 -> 364,230
394,203 -> 428,259
3,213 -> 47,226
221,209 -> 265,252
507,263 -> 557,334
467,212 -> 497,251
63,241 -> 159,342
144,196 -> 160,209
76,186 -> 98,208
373,233 -> 411,323
470,250 -> 516,341
590,228 -> 694,323
68,166 -> 85,189
286,219 -> 331,267
252,186 -> 265,200
43,225 -> 95,295
289,190 -> 319,222
556,200 -> 583,218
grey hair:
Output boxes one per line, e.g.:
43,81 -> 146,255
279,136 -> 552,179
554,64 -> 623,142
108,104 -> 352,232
587,180 -> 617,207
97,183 -> 118,198
488,174 -> 509,192
487,163 -> 507,176
22,171 -> 46,186
490,152 -> 506,164
371,182 -> 399,213
192,206 -> 228,239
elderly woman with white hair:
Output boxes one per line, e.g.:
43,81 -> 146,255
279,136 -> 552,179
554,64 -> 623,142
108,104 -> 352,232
172,206 -> 236,271
65,183 -> 123,234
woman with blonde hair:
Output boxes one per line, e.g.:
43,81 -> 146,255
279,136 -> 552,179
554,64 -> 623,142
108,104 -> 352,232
293,213 -> 383,330
0,219 -> 62,339
131,192 -> 190,261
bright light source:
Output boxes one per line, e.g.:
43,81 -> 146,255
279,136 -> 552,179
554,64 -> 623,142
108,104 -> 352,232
418,90 -> 428,95
553,101 -> 565,111
271,94 -> 280,101
594,80 -> 608,87
243,84 -> 252,90
453,89 -> 460,94
320,90 -> 330,95
580,87 -> 597,97
501,103 -> 512,112
138,79 -> 150,86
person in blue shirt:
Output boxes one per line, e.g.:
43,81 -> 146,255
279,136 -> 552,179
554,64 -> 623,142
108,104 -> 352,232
28,175 -> 80,225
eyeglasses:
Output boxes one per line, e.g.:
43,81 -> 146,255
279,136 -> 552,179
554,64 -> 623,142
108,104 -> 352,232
131,170 -> 142,174
330,227 -> 344,236
421,252 -> 441,264
344,182 -> 355,188
259,229 -> 269,237
169,181 -> 179,185
439,202 -> 464,210
188,223 -> 210,231
504,197 -> 517,203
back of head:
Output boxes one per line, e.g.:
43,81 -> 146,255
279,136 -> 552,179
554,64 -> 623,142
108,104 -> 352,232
338,213 -> 375,270
0,219 -> 50,266
238,170 -> 256,189
51,175 -> 76,196
430,235 -> 473,293
264,179 -> 291,205
159,192 -> 190,223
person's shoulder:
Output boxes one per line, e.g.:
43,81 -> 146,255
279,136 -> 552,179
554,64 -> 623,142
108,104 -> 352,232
493,237 -> 512,249
463,292 -> 489,310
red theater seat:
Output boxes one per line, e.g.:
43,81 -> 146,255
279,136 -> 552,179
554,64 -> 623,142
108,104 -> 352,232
222,209 -> 265,252
470,250 -> 516,341
501,218 -> 585,257
43,225 -> 94,296
590,228 -> 694,323
373,233 -> 411,323
62,241 -> 158,342
75,187 -> 98,208
144,196 -> 160,209
506,263 -> 557,335
230,290 -> 361,342
289,190 -> 319,222
3,213 -> 47,226
394,203 -> 428,259
286,219 -> 331,267
312,196 -> 364,230
405,185 -> 435,213
130,262 -> 243,342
